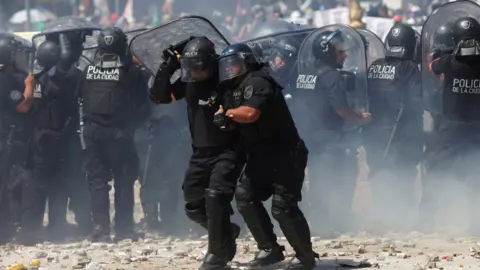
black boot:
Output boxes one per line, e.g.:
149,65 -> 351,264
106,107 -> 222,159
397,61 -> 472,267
199,189 -> 237,269
237,199 -> 284,266
185,203 -> 208,230
272,197 -> 316,270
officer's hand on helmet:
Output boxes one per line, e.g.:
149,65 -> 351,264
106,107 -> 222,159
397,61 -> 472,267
360,112 -> 372,125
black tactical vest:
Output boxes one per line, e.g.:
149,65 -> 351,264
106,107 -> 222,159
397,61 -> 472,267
82,64 -> 132,118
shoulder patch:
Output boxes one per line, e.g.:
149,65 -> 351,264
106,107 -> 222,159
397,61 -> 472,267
10,90 -> 23,101
244,85 -> 253,100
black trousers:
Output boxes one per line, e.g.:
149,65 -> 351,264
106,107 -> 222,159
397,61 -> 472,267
82,122 -> 139,235
235,140 -> 315,262
182,147 -> 244,224
0,137 -> 29,242
22,128 -> 71,235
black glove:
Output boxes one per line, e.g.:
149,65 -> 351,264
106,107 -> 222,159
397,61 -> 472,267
58,34 -> 73,71
213,113 -> 235,131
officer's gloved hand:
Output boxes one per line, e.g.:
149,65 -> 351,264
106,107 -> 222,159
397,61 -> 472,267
58,34 -> 73,71
213,105 -> 235,131
162,48 -> 180,71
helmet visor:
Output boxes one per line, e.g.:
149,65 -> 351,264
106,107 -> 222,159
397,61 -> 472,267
180,56 -> 211,82
219,54 -> 247,82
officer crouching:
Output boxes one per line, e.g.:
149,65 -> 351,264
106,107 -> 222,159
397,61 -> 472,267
215,43 -> 318,270
76,26 -> 149,242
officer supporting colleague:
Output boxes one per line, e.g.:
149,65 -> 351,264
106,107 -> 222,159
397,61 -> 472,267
301,30 -> 371,237
19,33 -> 83,244
149,36 -> 244,269
214,43 -> 317,270
363,23 -> 424,233
0,34 -> 32,243
420,17 -> 480,235
76,26 -> 149,242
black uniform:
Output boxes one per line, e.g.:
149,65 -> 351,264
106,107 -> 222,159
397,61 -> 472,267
77,27 -> 149,242
420,18 -> 480,235
218,43 -> 316,270
22,63 -> 80,243
0,70 -> 31,242
150,37 -> 243,269
364,58 -> 423,232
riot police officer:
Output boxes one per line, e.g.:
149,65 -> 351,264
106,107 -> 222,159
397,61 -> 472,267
268,36 -> 300,88
215,43 -> 317,270
363,23 -> 424,233
0,34 -> 32,243
297,29 -> 371,237
149,36 -> 243,269
421,16 -> 480,235
19,32 -> 83,244
77,26 -> 149,242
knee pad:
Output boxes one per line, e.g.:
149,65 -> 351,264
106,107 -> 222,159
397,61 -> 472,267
205,189 -> 233,215
234,184 -> 254,212
271,194 -> 300,221
185,200 -> 207,225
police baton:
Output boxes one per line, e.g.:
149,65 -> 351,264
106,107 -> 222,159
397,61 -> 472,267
383,104 -> 404,158
141,144 -> 152,186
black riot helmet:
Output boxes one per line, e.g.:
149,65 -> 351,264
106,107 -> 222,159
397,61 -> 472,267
434,23 -> 455,53
452,17 -> 480,57
269,36 -> 299,74
180,37 -> 217,82
385,23 -> 417,60
0,35 -> 17,69
219,43 -> 259,84
97,26 -> 128,55
36,40 -> 61,69
312,30 -> 347,68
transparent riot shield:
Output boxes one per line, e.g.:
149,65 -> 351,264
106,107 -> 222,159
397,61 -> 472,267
245,19 -> 315,40
297,24 -> 368,110
129,16 -> 230,76
244,28 -> 314,88
0,33 -> 35,73
32,16 -> 101,49
421,1 -> 480,114
357,29 -> 386,67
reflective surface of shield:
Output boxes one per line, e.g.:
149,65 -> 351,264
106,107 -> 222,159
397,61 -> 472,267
245,20 -> 315,40
32,16 -> 101,49
130,16 -> 230,76
297,24 -> 368,109
421,1 -> 480,114
244,29 -> 314,88
0,33 -> 34,73
357,29 -> 386,67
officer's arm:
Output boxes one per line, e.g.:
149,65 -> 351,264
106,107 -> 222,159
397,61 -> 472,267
225,77 -> 273,124
16,74 -> 35,113
149,63 -> 186,104
323,71 -> 364,124
431,55 -> 450,75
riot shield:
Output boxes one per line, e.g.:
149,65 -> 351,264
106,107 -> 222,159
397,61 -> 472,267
129,16 -> 230,76
421,1 -> 480,114
357,29 -> 386,67
32,16 -> 101,49
297,24 -> 368,109
245,19 -> 315,40
244,29 -> 314,88
0,33 -> 34,73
